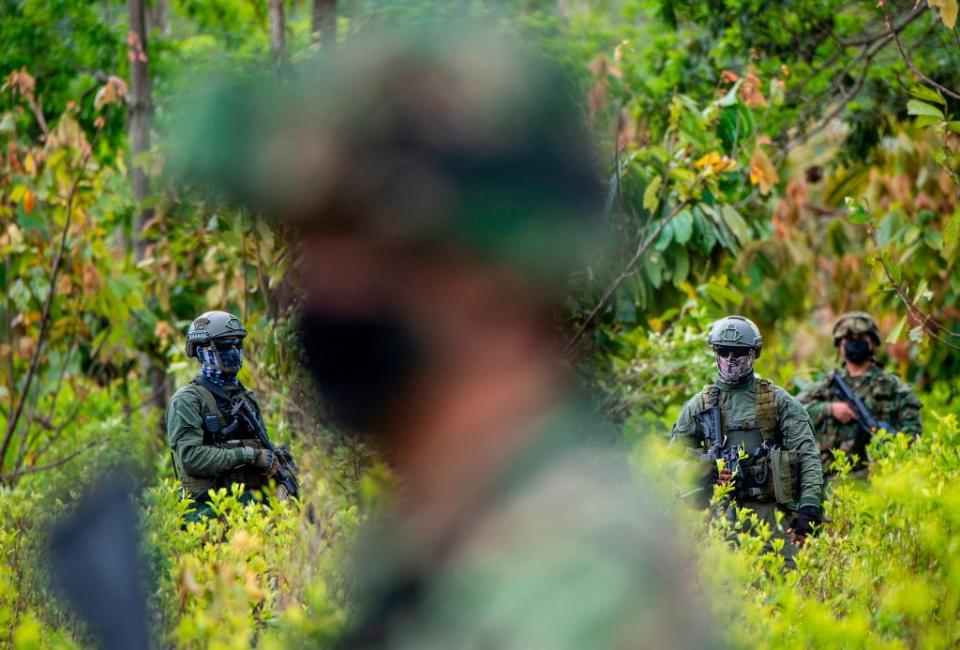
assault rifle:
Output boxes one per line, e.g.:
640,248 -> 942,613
694,405 -> 742,492
695,404 -> 772,501
828,371 -> 892,436
829,371 -> 892,465
231,400 -> 300,499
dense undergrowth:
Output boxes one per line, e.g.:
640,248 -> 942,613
0,353 -> 956,647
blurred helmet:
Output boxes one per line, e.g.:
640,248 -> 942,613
185,311 -> 247,358
706,315 -> 763,354
174,26 -> 606,292
832,312 -> 880,347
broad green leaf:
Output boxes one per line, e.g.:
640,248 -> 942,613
915,115 -> 943,128
886,315 -> 908,344
704,281 -> 744,307
906,100 -> 943,118
645,252 -> 664,289
643,175 -> 662,213
909,85 -> 946,106
673,209 -> 694,245
654,220 -> 674,251
721,205 -> 752,246
948,121 -> 960,134
672,246 -> 690,286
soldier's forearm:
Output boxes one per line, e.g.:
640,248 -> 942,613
179,445 -> 248,476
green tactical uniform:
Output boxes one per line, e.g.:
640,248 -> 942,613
342,401 -> 716,649
672,377 -> 824,560
797,364 -> 922,474
166,378 -> 269,521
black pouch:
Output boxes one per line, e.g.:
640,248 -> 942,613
203,413 -> 222,434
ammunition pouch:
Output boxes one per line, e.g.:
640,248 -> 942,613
769,447 -> 800,506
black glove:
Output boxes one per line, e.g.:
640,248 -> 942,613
253,449 -> 277,474
789,505 -> 821,537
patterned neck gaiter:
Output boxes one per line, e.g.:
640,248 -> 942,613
197,342 -> 243,386
716,349 -> 757,385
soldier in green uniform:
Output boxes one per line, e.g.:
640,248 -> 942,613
797,311 -> 922,475
672,316 -> 824,562
178,25 -> 716,649
166,311 -> 289,522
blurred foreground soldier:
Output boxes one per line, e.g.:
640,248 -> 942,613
180,26 -> 715,649
797,312 -> 922,475
166,311 -> 297,522
671,316 -> 823,563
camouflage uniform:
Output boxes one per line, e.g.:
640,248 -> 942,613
797,312 -> 923,474
672,316 -> 823,563
343,402 -> 716,649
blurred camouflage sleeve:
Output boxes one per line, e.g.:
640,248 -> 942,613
406,455 -> 718,649
774,389 -> 823,509
166,389 -> 247,477
796,379 -> 832,431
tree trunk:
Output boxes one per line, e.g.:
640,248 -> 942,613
127,0 -> 166,413
147,0 -> 168,35
127,0 -> 153,264
311,0 -> 336,49
268,0 -> 286,72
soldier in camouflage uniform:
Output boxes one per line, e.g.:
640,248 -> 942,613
166,311 -> 290,522
178,25 -> 716,649
797,311 -> 922,475
672,316 -> 824,562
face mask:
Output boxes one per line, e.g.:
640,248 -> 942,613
843,338 -> 872,364
297,309 -> 423,433
715,348 -> 756,384
198,341 -> 243,384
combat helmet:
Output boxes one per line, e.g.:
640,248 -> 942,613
706,315 -> 763,357
185,311 -> 247,357
832,311 -> 881,347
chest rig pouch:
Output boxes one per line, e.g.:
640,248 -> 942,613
190,378 -> 267,492
699,379 -> 800,506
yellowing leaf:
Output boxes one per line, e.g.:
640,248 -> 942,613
643,175 -> 662,213
944,205 -> 960,261
930,0 -> 958,28
887,315 -> 907,344
749,147 -> 779,195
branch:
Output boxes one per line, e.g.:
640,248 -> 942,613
565,201 -> 689,355
0,442 -> 97,484
0,144 -> 94,476
860,207 -> 960,350
880,0 -> 960,101
839,1 -> 927,46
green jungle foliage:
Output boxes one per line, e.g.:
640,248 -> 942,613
0,0 -> 958,647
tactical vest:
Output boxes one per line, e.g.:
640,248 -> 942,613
177,377 -> 268,498
698,379 -> 800,505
